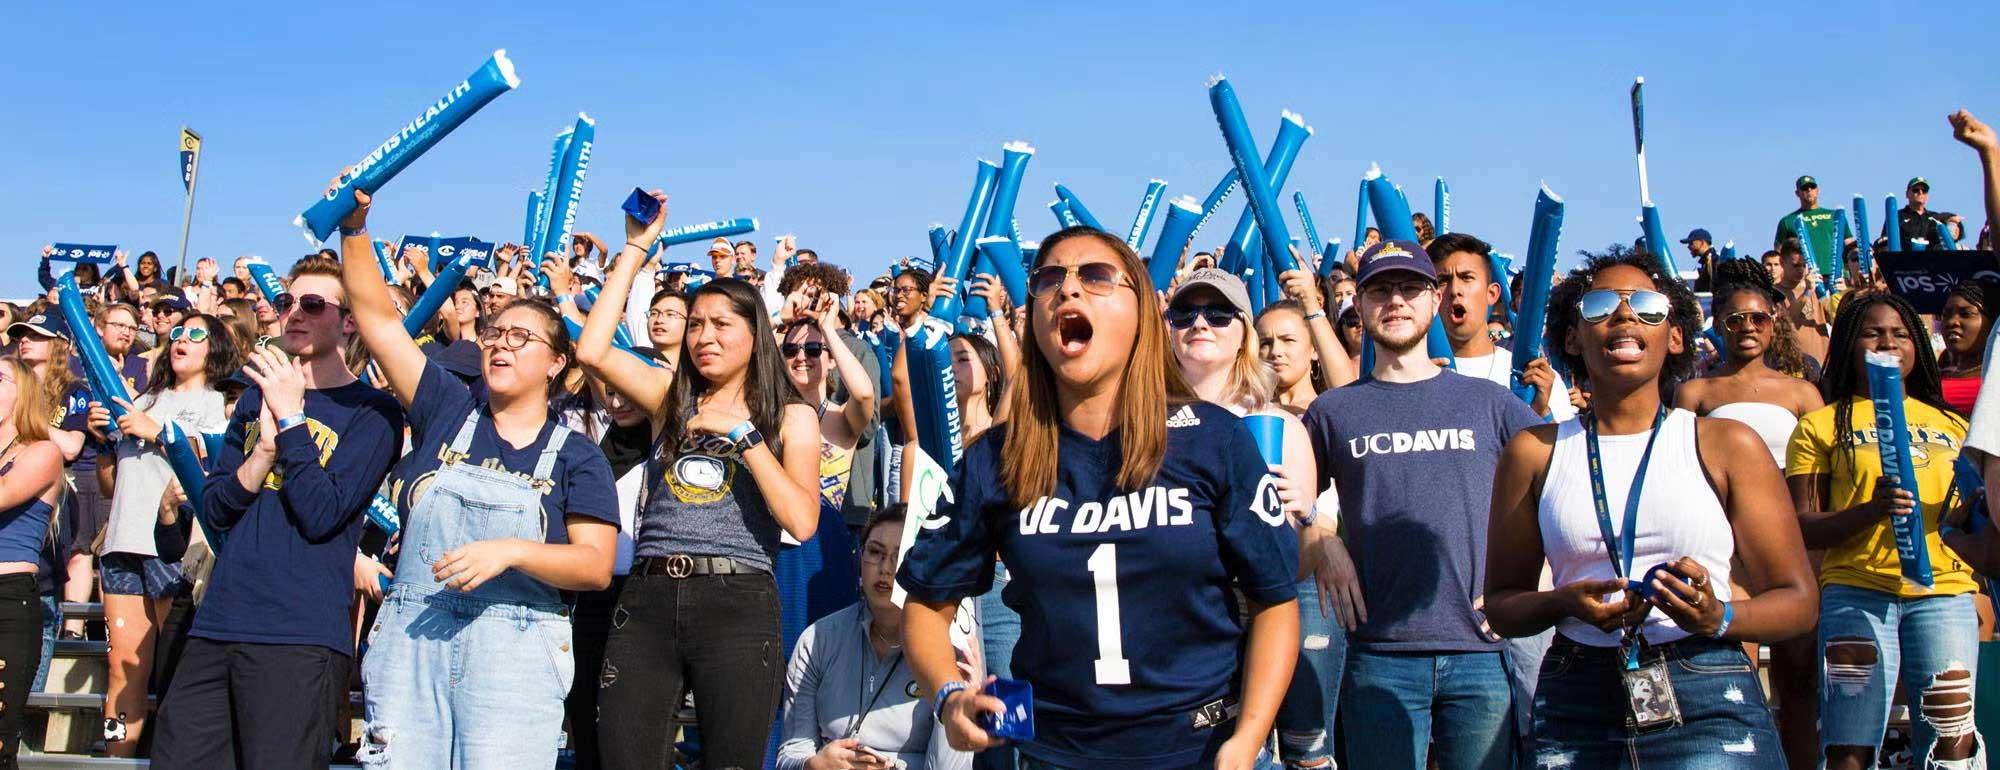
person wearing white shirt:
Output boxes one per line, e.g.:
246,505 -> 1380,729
1428,233 -> 1575,422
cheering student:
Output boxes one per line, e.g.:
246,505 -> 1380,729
0,356 -> 67,765
777,507 -> 971,770
1427,233 -> 1575,421
645,287 -> 689,366
84,313 -> 236,756
579,191 -> 823,770
149,257 -> 404,770
1789,293 -> 1981,770
1303,240 -> 1540,770
899,227 -> 1299,770
1936,281 -> 1995,415
1484,251 -> 1816,768
882,266 -> 934,502
1165,268 -> 1340,770
334,190 -> 619,768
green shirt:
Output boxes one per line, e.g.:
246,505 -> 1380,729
1775,207 -> 1842,275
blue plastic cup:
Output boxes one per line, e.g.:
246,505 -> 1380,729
1244,414 -> 1284,466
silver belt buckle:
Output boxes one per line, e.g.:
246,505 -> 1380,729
665,554 -> 695,579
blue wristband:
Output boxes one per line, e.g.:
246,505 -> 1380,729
933,680 -> 969,723
1710,601 -> 1734,639
276,413 -> 308,433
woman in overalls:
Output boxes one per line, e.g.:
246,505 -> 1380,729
336,189 -> 619,768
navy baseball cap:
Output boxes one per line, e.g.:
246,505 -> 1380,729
1354,240 -> 1437,286
1679,228 -> 1713,245
8,313 -> 70,341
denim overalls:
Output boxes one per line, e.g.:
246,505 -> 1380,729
358,411 -> 577,769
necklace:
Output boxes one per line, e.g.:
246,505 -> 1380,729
869,622 -> 902,651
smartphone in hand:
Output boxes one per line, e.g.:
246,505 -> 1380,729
622,187 -> 662,225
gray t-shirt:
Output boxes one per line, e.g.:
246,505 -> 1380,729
101,387 -> 228,557
1304,370 -> 1541,653
637,428 -> 782,572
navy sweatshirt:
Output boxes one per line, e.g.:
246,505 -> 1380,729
195,380 -> 404,655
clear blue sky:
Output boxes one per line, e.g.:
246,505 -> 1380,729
4,2 -> 1996,298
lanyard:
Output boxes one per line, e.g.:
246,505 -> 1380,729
1583,406 -> 1666,668
845,649 -> 905,740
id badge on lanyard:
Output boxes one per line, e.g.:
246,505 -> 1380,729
1584,408 -> 1683,730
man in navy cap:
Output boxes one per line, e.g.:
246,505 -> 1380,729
1681,228 -> 1722,292
1896,176 -> 1965,251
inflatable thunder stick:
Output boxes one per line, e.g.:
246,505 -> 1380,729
1049,199 -> 1079,230
1628,77 -> 1682,278
528,128 -> 573,256
1361,167 -> 1452,367
1148,196 -> 1204,290
1884,194 -> 1903,251
1509,184 -> 1566,406
533,113 -> 595,287
1192,170 -> 1239,239
371,239 -> 399,285
1216,108 -> 1310,276
653,218 -> 759,250
908,160 -> 1001,468
156,421 -> 224,549
1829,211 -> 1850,284
930,161 -> 1001,324
1937,216 -> 1960,251
1434,177 -> 1451,236
581,285 -> 637,350
1207,77 -> 1303,276
1852,196 -> 1874,277
1294,191 -> 1324,262
1125,179 -> 1168,251
974,237 -> 1028,309
1721,242 -> 1737,261
1352,177 -> 1371,256
1866,350 -> 1936,588
523,190 -> 545,247
1054,185 -> 1106,232
403,252 -> 477,337
560,317 -> 660,369
243,257 -> 286,305
57,274 -> 133,428
297,51 -> 519,242
983,143 -> 1035,244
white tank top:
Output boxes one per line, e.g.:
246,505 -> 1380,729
1706,401 -> 1797,468
1539,409 -> 1735,648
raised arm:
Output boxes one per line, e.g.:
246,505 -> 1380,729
1280,262 -> 1357,388
336,188 -> 426,406
818,298 -> 877,443
577,191 -> 672,414
1950,110 -> 2000,249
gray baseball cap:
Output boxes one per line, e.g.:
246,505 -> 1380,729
1170,267 -> 1252,314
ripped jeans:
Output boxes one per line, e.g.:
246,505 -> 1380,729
1274,579 -> 1346,768
1530,634 -> 1781,769
1819,583 -> 1984,770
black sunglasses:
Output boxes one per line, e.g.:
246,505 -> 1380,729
1164,304 -> 1240,330
1028,262 -> 1130,298
781,342 -> 828,358
274,293 -> 345,316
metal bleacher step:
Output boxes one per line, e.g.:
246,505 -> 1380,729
59,603 -> 103,622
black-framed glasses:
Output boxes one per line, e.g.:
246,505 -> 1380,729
1722,311 -> 1774,332
1028,262 -> 1130,298
478,325 -> 549,351
1164,304 -> 1240,330
168,326 -> 211,343
1360,279 -> 1436,303
1577,289 -> 1671,326
781,342 -> 828,359
274,293 -> 345,316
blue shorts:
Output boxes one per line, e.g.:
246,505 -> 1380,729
99,553 -> 190,599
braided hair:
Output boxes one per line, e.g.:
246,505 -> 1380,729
1710,258 -> 1809,377
1821,292 -> 1957,476
1544,249 -> 1702,401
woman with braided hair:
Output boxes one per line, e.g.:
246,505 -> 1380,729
1936,280 -> 1997,415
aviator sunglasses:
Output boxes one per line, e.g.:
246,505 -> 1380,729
1576,289 -> 1671,326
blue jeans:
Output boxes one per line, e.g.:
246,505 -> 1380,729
1818,583 -> 1984,769
977,563 -> 1023,770
1020,744 -> 1277,770
1531,635 -> 1781,769
1276,580 -> 1347,768
32,593 -> 55,692
1341,648 -> 1514,770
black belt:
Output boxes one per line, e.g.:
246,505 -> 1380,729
636,554 -> 761,578
1189,696 -> 1241,730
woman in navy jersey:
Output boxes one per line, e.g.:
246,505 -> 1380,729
900,227 -> 1300,770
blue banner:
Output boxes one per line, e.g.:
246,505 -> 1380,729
435,236 -> 495,271
48,243 -> 117,265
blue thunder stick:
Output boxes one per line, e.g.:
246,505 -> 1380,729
984,142 -> 1035,244
1865,350 -> 1935,588
1294,191 -> 1324,262
1629,77 -> 1682,279
929,161 -> 1002,325
1352,177 -> 1370,255
57,274 -> 133,430
1049,198 -> 1080,229
1125,179 -> 1168,251
371,239 -> 399,285
1216,110 -> 1311,274
529,128 -> 573,255
581,284 -> 637,350
1148,196 -> 1205,290
1509,184 -> 1566,406
1853,196 -> 1875,277
1318,238 -> 1344,278
1435,177 -> 1451,235
1884,194 -> 1904,250
1937,217 -> 1960,251
1192,170 -> 1239,240
523,189 -> 545,247
927,224 -> 950,267
654,218 -> 758,249
560,316 -> 661,369
534,113 -> 595,285
1053,185 -> 1105,231
297,51 -> 520,242
244,257 -> 286,305
974,237 -> 1028,310
1206,80 -> 1303,276
157,421 -> 226,550
403,251 -> 477,337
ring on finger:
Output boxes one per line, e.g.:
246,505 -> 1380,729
1690,591 -> 1705,608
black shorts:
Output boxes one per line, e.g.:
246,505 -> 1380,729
99,553 -> 190,599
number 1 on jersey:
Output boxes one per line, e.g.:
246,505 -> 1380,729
1087,543 -> 1132,685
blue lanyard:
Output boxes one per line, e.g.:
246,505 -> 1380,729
1583,406 -> 1666,669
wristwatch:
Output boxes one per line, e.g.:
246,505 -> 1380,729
726,420 -> 765,451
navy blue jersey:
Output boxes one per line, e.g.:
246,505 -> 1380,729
899,401 -> 1297,769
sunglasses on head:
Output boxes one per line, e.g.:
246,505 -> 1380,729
168,326 -> 210,343
781,342 -> 828,358
273,293 -> 343,316
1576,289 -> 1671,325
1028,262 -> 1129,298
1164,304 -> 1239,330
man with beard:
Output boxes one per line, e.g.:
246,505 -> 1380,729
1303,241 -> 1542,770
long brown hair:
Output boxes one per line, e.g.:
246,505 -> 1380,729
1001,227 -> 1192,506
3,357 -> 54,444
657,279 -> 800,463
145,314 -> 240,396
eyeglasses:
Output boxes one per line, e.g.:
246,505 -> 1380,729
1028,262 -> 1130,298
781,342 -> 828,358
1722,311 -> 1774,332
647,308 -> 686,321
892,284 -> 923,296
274,293 -> 345,316
1577,289 -> 1671,326
104,321 -> 141,334
168,326 -> 211,343
478,325 -> 549,351
1164,304 -> 1240,330
1360,279 -> 1436,303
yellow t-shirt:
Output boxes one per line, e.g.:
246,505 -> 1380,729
1786,397 -> 1974,597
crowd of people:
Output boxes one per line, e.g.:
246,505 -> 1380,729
0,109 -> 1995,770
